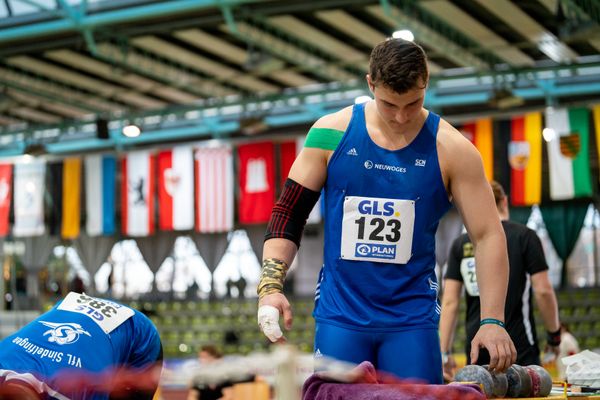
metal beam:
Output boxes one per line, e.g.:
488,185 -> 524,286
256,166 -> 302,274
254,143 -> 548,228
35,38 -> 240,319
368,3 -> 492,70
0,0 -> 259,43
569,0 -> 600,24
220,16 -> 359,82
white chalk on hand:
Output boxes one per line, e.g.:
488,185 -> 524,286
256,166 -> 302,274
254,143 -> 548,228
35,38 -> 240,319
258,305 -> 283,342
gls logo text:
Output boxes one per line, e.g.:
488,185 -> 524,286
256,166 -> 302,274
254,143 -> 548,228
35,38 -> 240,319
358,200 -> 398,217
363,160 -> 406,173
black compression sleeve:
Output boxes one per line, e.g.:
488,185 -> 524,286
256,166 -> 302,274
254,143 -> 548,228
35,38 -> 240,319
265,178 -> 321,247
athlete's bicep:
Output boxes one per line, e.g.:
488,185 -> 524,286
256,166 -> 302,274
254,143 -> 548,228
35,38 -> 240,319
287,147 -> 328,192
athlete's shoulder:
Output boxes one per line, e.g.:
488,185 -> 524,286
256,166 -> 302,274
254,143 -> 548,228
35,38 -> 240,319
304,106 -> 354,151
437,118 -> 473,148
312,105 -> 353,131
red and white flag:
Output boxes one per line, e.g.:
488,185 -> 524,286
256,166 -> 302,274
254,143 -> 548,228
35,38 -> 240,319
238,141 -> 275,224
195,146 -> 234,233
0,164 -> 12,236
158,146 -> 194,231
121,151 -> 155,236
279,140 -> 298,189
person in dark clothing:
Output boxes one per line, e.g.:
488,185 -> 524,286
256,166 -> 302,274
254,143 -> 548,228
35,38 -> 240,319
439,181 -> 561,380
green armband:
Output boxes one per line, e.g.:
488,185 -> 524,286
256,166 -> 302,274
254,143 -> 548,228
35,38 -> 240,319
304,127 -> 344,151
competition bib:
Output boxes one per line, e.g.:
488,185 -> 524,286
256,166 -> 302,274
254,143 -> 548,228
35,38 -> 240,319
340,196 -> 415,264
460,257 -> 480,296
58,292 -> 134,334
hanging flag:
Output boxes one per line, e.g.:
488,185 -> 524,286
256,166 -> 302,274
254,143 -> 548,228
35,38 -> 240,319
62,158 -> 82,239
460,118 -> 494,181
0,164 -> 12,237
509,113 -> 542,206
594,105 -> 600,180
158,146 -> 194,231
47,161 -> 63,236
122,151 -> 155,236
14,160 -> 46,237
238,141 -> 275,224
279,140 -> 298,190
545,107 -> 592,200
195,146 -> 234,233
85,155 -> 116,236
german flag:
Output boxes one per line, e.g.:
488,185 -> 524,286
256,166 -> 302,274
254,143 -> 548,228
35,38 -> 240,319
460,118 -> 494,181
509,113 -> 542,206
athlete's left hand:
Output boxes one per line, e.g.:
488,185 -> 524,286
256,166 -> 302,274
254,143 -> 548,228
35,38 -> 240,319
470,324 -> 516,372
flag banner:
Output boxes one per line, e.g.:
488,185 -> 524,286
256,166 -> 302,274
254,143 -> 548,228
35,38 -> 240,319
0,164 -> 12,237
493,119 -> 511,199
545,107 -> 592,200
460,118 -> 494,181
62,158 -> 82,239
594,105 -> 600,181
238,141 -> 275,224
279,140 -> 298,190
158,146 -> 194,231
85,155 -> 116,236
509,113 -> 542,206
47,162 -> 63,236
14,160 -> 46,237
195,146 -> 234,233
122,151 -> 155,236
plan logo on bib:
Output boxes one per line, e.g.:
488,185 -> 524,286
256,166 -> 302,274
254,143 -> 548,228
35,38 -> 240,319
355,243 -> 396,259
39,321 -> 91,345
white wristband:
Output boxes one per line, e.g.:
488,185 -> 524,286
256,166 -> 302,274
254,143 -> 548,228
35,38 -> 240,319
258,305 -> 283,342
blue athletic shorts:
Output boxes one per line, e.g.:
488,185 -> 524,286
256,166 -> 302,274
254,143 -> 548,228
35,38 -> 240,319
314,321 -> 443,384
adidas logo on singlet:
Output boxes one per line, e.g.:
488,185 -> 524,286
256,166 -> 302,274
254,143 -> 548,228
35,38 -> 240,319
315,349 -> 323,358
346,148 -> 358,156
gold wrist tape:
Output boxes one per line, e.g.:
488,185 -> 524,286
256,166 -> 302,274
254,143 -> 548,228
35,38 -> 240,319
257,258 -> 289,299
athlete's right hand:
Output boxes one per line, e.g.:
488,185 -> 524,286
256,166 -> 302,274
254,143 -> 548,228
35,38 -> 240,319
258,293 -> 292,343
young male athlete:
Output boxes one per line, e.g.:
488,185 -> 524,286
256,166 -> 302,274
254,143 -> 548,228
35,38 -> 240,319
256,38 -> 516,383
440,181 -> 561,380
0,292 -> 162,399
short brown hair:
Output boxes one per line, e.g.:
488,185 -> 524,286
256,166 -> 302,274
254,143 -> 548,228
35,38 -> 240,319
369,38 -> 429,93
200,344 -> 222,359
490,180 -> 506,206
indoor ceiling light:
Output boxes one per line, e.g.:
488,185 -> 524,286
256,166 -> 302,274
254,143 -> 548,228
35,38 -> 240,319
543,128 -> 556,142
392,29 -> 414,42
122,124 -> 141,138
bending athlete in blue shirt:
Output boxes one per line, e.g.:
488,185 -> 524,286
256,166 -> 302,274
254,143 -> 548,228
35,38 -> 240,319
0,292 -> 162,400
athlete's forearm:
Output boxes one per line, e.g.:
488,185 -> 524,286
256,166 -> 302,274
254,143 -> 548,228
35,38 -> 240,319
439,296 -> 459,353
534,290 -> 560,333
474,231 -> 509,321
262,238 -> 298,266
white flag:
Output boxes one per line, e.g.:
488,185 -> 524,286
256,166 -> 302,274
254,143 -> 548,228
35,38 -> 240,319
14,160 -> 46,237
195,146 -> 233,233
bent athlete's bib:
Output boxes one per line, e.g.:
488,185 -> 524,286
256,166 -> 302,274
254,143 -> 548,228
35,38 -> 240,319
58,292 -> 134,334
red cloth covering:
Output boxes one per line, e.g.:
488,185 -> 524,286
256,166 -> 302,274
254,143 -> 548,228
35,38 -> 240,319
302,361 -> 485,400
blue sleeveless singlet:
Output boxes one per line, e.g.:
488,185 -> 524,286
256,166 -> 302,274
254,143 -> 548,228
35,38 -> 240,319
313,102 -> 451,330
